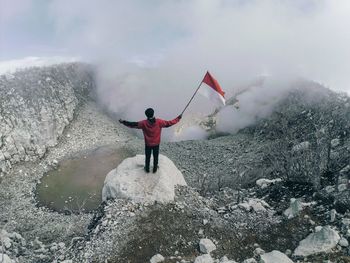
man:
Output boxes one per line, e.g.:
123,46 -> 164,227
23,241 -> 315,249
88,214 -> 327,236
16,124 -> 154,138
119,108 -> 182,173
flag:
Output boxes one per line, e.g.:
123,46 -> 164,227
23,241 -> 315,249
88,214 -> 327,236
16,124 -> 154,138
199,71 -> 225,105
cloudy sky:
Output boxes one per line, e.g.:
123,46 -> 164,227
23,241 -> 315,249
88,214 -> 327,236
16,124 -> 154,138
1,0 -> 350,130
1,0 -> 349,91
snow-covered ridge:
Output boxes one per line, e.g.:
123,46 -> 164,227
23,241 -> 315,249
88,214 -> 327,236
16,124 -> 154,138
0,56 -> 79,75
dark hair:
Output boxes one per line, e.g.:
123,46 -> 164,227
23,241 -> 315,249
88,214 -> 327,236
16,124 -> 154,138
145,108 -> 154,118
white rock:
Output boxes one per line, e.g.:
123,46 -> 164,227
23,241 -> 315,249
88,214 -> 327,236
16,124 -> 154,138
253,247 -> 265,256
194,254 -> 213,263
219,256 -> 237,263
242,258 -> 256,263
0,253 -> 13,263
339,237 -> 349,247
260,250 -> 293,263
283,198 -> 303,219
102,155 -> 187,203
238,199 -> 269,212
61,260 -> 73,263
330,209 -> 336,222
150,253 -> 165,263
199,238 -> 216,254
256,178 -> 282,189
293,226 -> 340,256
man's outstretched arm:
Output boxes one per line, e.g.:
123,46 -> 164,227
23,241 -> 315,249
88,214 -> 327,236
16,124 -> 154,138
119,119 -> 140,128
161,114 -> 182,128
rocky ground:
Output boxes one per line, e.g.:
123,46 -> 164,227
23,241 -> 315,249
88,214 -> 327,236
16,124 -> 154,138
1,65 -> 350,263
0,98 -> 139,262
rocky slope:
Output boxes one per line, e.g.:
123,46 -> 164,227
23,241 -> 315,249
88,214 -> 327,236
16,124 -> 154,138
164,82 -> 350,193
1,65 -> 350,262
0,63 -> 94,178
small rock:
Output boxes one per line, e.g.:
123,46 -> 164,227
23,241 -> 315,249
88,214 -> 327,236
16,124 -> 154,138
242,258 -> 256,263
284,198 -> 303,219
199,238 -> 216,254
194,254 -> 213,263
330,209 -> 337,222
260,250 -> 293,263
150,254 -> 165,263
3,237 -> 11,249
253,247 -> 265,256
219,256 -> 237,263
339,237 -> 349,247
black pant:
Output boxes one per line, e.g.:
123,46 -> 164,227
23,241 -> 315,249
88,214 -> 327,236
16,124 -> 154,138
145,145 -> 159,171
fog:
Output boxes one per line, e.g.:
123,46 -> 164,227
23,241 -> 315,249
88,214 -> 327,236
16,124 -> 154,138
1,0 -> 350,139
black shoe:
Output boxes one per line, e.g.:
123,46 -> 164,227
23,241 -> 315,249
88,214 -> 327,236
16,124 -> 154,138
153,166 -> 158,173
144,167 -> 150,173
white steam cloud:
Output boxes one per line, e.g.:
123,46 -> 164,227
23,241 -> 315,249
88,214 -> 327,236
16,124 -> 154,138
2,0 -> 350,139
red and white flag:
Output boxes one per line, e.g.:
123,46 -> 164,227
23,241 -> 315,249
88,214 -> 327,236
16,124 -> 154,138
199,71 -> 225,105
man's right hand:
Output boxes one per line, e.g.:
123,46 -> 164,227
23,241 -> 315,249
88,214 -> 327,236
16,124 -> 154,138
119,119 -> 124,124
177,114 -> 182,120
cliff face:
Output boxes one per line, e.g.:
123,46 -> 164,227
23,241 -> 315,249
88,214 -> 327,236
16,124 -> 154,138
0,63 -> 94,177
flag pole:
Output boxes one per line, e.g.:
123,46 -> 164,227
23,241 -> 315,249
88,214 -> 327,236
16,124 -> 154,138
181,80 -> 203,115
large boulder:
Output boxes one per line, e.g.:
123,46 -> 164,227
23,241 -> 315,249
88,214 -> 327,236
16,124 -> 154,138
293,226 -> 340,257
102,154 -> 187,203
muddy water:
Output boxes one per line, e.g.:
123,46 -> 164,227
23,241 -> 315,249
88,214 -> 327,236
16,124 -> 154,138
36,146 -> 133,213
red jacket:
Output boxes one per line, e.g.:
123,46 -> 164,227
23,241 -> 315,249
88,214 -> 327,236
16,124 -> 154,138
125,117 -> 180,146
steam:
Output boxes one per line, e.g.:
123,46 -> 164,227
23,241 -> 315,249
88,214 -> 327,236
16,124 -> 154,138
2,0 -> 350,139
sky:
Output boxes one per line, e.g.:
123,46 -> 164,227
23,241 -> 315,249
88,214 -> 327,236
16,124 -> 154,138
1,0 -> 350,137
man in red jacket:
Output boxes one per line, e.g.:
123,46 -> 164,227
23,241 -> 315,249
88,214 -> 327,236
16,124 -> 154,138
119,108 -> 182,173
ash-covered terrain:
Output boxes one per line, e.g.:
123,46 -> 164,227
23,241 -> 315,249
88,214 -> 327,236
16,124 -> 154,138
1,63 -> 350,263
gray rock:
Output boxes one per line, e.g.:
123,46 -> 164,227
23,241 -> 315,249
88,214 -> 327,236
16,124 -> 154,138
283,198 -> 303,219
330,209 -> 337,222
253,247 -> 265,256
199,238 -> 216,254
194,254 -> 213,263
260,250 -> 293,263
219,256 -> 237,263
102,155 -> 187,203
294,226 -> 340,256
339,237 -> 349,247
150,254 -> 165,263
